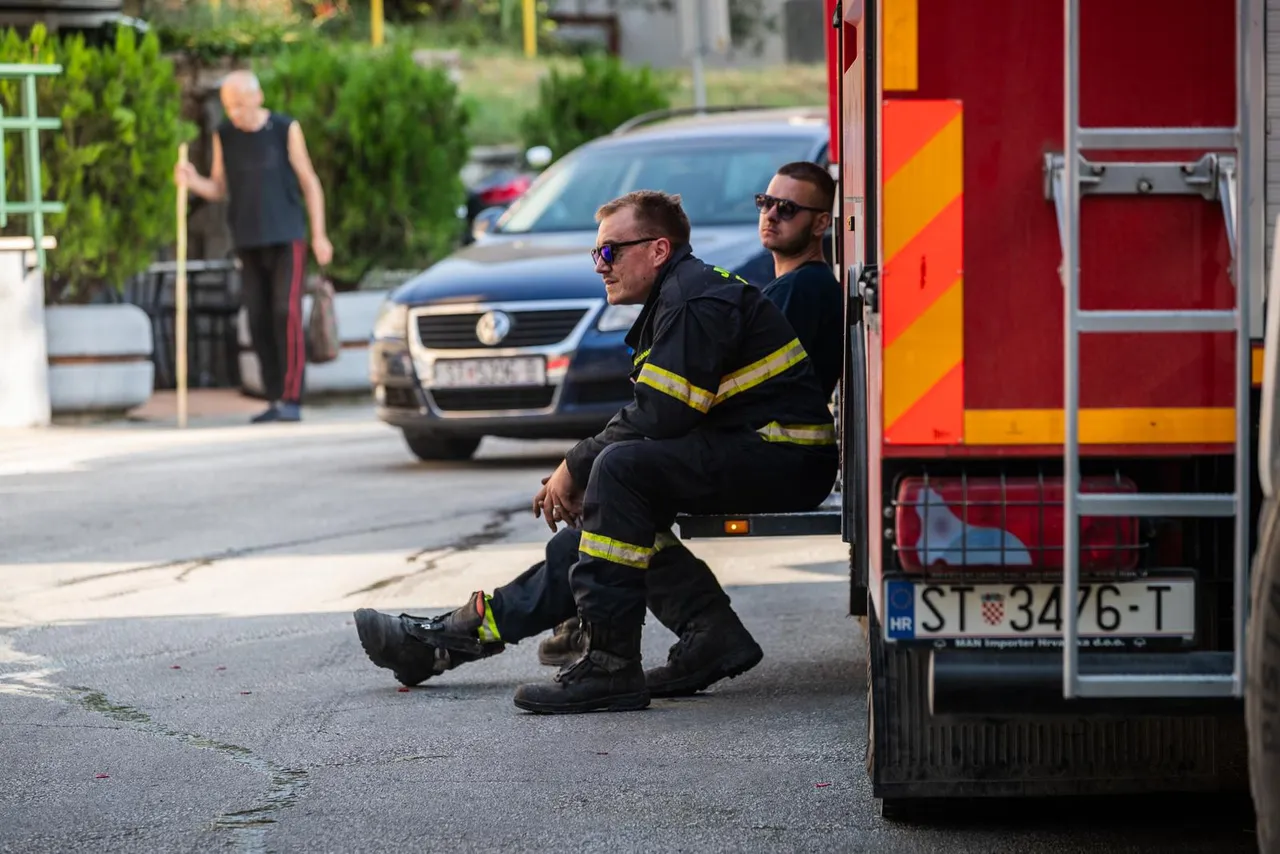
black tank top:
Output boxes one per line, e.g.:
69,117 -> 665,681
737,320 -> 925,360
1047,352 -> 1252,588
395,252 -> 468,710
217,111 -> 307,250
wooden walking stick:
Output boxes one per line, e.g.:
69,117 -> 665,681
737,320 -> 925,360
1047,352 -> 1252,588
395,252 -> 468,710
176,142 -> 189,429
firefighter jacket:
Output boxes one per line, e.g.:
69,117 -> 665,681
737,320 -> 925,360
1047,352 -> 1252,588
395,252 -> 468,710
564,243 -> 837,488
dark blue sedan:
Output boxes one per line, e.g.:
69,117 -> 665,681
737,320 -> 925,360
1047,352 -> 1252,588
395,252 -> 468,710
369,106 -> 831,461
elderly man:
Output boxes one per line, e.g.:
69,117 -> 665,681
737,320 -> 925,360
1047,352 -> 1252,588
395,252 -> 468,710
175,70 -> 332,424
354,189 -> 838,714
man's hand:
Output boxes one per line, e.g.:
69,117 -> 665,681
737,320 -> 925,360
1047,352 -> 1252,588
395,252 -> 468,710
312,235 -> 333,267
533,461 -> 582,533
174,161 -> 198,186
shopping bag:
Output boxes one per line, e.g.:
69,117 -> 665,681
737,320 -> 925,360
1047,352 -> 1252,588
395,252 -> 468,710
306,276 -> 340,364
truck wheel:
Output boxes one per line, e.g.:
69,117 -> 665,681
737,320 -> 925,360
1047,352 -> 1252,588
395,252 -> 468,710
1247,497 -> 1280,852
403,431 -> 481,462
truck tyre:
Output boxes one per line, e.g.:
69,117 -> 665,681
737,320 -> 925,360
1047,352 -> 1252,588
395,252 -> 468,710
846,313 -> 870,617
403,431 -> 481,462
1247,497 -> 1280,853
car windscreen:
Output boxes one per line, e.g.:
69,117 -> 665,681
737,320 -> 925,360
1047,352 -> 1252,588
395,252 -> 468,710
495,135 -> 822,234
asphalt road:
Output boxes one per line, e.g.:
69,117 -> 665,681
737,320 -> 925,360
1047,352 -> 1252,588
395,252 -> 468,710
0,405 -> 1261,853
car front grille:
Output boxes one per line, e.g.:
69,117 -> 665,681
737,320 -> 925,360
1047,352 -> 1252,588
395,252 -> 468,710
430,387 -> 557,412
417,309 -> 588,349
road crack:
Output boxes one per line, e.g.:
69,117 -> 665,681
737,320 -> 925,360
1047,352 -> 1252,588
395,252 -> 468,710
70,686 -> 306,854
311,753 -> 452,769
344,503 -> 526,598
55,499 -> 528,590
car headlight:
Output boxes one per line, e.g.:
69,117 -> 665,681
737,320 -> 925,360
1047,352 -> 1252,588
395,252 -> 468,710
373,301 -> 409,339
596,303 -> 643,333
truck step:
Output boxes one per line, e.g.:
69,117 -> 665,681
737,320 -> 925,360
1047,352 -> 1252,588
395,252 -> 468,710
1075,493 -> 1236,517
1076,309 -> 1237,333
674,491 -> 841,539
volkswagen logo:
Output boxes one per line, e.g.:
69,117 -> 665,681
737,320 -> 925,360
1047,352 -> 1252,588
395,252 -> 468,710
475,310 -> 513,346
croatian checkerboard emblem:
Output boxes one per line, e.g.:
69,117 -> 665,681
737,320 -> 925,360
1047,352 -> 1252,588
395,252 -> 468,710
981,592 -> 1005,625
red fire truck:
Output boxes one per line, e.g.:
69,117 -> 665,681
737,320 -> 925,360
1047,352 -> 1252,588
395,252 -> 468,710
676,0 -> 1276,843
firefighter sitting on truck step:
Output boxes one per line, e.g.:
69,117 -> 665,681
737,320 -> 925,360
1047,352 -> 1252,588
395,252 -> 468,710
354,188 -> 839,714
534,161 -> 844,694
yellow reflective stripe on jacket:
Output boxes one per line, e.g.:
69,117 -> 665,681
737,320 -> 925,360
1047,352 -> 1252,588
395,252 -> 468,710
636,363 -> 715,413
757,421 -> 837,446
632,347 -> 651,366
479,594 -> 502,642
714,338 -> 807,405
581,531 -> 653,569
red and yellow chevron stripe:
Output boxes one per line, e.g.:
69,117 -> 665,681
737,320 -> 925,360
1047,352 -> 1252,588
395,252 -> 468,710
882,99 -> 964,445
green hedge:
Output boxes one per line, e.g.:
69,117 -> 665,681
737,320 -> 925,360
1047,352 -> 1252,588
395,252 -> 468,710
255,40 -> 471,287
518,54 -> 671,164
0,24 -> 195,304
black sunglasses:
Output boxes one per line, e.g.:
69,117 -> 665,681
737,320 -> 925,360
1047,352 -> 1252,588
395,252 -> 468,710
591,237 -> 658,266
755,193 -> 827,221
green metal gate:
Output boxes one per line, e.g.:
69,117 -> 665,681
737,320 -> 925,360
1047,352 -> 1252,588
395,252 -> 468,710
0,62 -> 63,270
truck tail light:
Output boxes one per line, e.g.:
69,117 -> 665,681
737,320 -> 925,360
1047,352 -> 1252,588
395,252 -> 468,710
892,474 -> 1141,571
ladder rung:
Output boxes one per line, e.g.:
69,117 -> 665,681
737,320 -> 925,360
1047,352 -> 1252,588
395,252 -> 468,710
1077,127 -> 1236,150
1076,493 -> 1236,517
1075,309 -> 1237,333
1074,673 -> 1236,699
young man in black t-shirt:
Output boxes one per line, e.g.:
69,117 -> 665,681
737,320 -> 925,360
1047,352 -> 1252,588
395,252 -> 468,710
175,70 -> 332,424
756,161 -> 843,400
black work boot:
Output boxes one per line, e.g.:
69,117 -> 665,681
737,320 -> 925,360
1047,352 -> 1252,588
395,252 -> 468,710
513,618 -> 649,714
537,616 -> 586,666
644,604 -> 763,698
354,590 -> 505,687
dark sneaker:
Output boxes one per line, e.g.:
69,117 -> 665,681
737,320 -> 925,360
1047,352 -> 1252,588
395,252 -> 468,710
514,619 -> 648,714
277,401 -> 301,422
537,616 -> 586,666
644,605 -> 763,698
354,591 -> 504,687
250,404 -> 280,424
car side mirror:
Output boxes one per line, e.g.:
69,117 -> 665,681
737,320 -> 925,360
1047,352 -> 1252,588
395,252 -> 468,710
526,145 -> 553,169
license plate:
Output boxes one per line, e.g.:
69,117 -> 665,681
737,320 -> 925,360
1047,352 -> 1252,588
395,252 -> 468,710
431,357 -> 546,388
883,578 -> 1195,641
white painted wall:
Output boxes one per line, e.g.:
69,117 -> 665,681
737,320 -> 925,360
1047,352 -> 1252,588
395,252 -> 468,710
0,252 -> 51,427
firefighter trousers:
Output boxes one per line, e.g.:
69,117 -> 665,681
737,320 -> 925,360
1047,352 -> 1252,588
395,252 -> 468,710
486,527 -> 731,643
571,429 -> 837,628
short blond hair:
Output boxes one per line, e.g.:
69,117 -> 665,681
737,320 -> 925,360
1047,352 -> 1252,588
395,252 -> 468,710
595,190 -> 691,245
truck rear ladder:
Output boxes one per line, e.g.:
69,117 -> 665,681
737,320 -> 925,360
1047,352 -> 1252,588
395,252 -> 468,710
1049,0 -> 1264,700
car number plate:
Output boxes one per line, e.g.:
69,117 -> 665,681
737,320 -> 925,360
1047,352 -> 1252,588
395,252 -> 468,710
431,357 -> 546,388
882,578 -> 1195,641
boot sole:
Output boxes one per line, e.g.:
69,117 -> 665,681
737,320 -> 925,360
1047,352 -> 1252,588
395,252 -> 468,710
355,608 -> 394,670
513,690 -> 651,715
647,644 -> 764,698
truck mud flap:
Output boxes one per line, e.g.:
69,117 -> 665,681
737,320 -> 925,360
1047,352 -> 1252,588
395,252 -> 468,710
867,606 -> 1248,801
